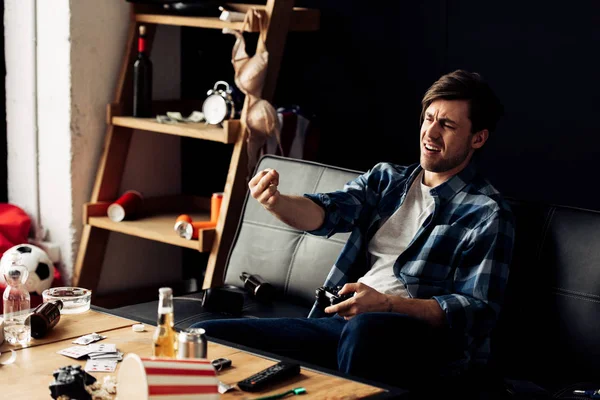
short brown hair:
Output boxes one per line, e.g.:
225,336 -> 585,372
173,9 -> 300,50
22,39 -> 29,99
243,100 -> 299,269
421,70 -> 504,133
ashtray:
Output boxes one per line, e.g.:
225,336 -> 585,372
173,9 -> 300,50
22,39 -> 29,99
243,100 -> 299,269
42,287 -> 92,314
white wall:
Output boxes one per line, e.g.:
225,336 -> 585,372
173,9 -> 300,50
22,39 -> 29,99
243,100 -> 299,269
36,0 -> 75,280
5,0 -> 38,229
5,0 -> 183,292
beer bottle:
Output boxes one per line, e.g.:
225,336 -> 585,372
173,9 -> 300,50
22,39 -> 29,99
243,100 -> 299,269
26,299 -> 63,339
152,287 -> 177,357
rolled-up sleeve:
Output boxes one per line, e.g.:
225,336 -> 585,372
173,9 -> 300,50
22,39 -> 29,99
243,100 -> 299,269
303,163 -> 387,238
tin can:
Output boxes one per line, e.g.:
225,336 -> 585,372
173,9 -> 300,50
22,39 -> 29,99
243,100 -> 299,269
211,192 -> 224,222
174,214 -> 194,240
174,215 -> 217,240
177,328 -> 207,359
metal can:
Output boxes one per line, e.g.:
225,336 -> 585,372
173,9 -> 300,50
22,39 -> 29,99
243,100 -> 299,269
174,214 -> 194,240
177,328 -> 207,359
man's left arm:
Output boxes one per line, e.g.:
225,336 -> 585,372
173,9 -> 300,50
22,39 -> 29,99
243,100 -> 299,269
432,208 -> 516,336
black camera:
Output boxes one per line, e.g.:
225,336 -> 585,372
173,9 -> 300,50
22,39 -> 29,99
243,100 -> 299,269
49,365 -> 96,400
315,286 -> 353,311
240,272 -> 275,303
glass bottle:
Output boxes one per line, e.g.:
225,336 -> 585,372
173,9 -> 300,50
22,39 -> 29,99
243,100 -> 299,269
133,24 -> 153,117
26,299 -> 63,339
2,252 -> 31,345
152,287 -> 177,357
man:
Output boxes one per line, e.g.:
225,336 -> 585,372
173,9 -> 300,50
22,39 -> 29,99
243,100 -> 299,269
191,70 -> 515,391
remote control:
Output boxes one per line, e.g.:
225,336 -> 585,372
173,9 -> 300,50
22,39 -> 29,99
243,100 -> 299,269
237,361 -> 301,392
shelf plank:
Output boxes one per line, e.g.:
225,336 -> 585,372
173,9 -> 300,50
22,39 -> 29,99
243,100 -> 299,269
136,14 -> 246,31
135,7 -> 319,32
88,212 -> 215,252
112,116 -> 239,144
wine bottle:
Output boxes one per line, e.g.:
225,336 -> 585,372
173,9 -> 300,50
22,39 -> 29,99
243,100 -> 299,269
133,25 -> 153,117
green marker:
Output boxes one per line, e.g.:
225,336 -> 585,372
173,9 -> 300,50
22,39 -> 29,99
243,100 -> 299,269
252,387 -> 307,400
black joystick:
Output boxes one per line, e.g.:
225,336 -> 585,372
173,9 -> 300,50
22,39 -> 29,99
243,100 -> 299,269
49,364 -> 96,400
315,286 -> 353,311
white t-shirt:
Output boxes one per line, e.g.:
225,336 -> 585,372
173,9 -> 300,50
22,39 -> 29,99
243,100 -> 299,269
358,171 -> 435,296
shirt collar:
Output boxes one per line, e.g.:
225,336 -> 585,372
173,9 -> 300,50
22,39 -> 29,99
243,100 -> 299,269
406,162 -> 478,204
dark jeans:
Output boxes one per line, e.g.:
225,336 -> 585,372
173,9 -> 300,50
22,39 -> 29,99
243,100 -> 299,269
190,312 -> 460,390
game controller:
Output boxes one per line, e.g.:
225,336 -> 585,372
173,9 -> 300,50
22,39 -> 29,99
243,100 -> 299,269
49,364 -> 97,400
315,285 -> 353,311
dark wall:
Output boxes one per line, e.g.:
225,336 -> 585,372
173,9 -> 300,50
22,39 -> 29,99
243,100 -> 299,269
181,0 -> 600,212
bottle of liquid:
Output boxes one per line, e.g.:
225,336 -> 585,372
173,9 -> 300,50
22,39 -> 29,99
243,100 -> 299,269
2,252 -> 31,345
133,24 -> 153,117
152,287 -> 177,357
26,300 -> 63,339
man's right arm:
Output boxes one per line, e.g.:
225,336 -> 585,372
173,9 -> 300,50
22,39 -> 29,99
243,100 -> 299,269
248,168 -> 325,231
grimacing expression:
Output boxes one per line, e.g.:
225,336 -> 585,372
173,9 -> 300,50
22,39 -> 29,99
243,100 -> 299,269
420,99 -> 480,174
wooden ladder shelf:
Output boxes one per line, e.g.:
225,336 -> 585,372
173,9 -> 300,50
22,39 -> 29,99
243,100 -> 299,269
72,0 -> 319,306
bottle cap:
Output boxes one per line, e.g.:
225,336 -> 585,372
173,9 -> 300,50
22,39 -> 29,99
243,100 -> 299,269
132,324 -> 145,332
159,287 -> 172,295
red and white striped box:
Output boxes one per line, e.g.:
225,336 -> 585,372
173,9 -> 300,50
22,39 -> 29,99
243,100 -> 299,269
117,354 -> 220,399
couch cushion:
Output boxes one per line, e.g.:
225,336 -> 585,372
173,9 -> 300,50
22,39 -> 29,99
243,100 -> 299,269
492,199 -> 600,386
223,155 -> 363,309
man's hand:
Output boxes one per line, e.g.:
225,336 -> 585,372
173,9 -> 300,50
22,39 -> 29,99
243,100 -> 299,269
249,168 -> 280,210
324,282 -> 390,319
325,282 -> 448,327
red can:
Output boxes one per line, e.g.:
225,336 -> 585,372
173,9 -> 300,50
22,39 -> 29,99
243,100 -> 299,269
107,190 -> 144,222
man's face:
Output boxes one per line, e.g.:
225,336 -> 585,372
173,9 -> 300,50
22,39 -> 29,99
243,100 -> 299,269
420,99 -> 484,176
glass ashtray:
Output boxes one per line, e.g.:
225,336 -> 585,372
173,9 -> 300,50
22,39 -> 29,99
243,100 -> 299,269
42,287 -> 92,314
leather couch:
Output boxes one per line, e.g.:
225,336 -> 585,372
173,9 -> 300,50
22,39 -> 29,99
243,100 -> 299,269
109,155 -> 600,399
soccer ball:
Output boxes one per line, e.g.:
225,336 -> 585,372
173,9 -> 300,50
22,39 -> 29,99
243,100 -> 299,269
0,244 -> 54,295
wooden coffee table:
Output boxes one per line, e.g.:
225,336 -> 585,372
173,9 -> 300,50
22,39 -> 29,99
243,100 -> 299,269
1,309 -> 404,399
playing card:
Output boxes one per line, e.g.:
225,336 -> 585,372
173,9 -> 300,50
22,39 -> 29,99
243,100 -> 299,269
84,359 -> 118,373
88,343 -> 116,353
57,345 -> 95,359
72,332 -> 106,345
89,351 -> 123,361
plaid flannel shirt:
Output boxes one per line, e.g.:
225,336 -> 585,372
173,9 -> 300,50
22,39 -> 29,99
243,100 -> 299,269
304,161 -> 515,372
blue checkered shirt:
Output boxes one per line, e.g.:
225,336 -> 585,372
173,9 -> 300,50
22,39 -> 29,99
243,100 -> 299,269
304,161 -> 515,373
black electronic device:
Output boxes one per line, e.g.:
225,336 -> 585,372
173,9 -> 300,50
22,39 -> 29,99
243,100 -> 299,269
240,272 -> 275,303
237,361 -> 301,392
315,285 -> 353,311
49,365 -> 97,400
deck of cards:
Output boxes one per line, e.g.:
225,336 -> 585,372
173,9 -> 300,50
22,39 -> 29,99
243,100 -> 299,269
57,333 -> 123,373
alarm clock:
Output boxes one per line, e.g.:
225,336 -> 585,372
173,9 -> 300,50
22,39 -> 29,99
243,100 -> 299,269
202,81 -> 236,125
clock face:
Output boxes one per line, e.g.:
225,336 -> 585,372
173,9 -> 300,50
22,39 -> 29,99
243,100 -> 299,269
203,95 -> 228,124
